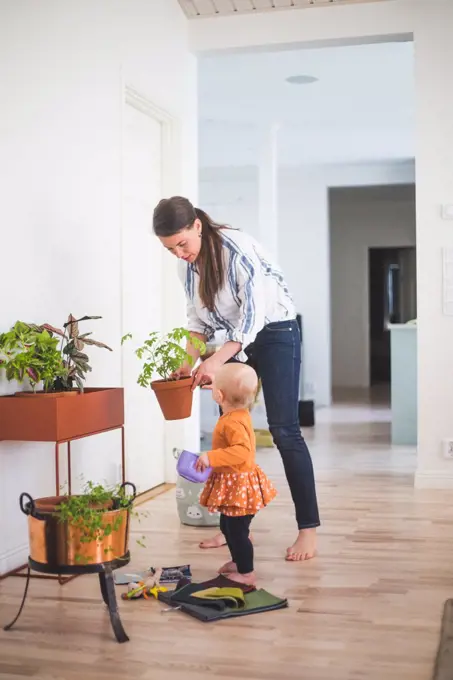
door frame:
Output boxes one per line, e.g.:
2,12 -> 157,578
123,86 -> 180,198
120,85 -> 181,489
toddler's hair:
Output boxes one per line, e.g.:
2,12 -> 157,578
215,363 -> 258,409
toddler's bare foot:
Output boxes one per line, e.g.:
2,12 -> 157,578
286,527 -> 317,562
199,532 -> 253,549
199,533 -> 227,549
226,571 -> 257,587
218,561 -> 238,574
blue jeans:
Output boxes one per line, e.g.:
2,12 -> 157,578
244,320 -> 320,530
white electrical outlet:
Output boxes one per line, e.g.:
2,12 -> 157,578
441,204 -> 453,220
442,439 -> 453,459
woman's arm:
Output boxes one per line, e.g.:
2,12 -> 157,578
210,341 -> 241,365
172,331 -> 207,379
192,249 -> 265,388
175,260 -> 215,378
191,339 -> 240,387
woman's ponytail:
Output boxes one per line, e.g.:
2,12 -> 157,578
194,208 -> 225,312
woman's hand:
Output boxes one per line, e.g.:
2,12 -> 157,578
170,332 -> 207,381
195,453 -> 210,472
169,362 -> 192,381
191,354 -> 223,391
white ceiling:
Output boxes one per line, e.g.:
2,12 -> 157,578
179,0 -> 387,19
198,40 -> 414,168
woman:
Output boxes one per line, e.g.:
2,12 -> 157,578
153,196 -> 320,561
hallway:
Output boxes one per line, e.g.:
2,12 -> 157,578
1,398 -> 453,679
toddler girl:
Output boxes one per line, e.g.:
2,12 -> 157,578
195,362 -> 276,585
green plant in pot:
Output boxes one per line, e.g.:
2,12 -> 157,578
0,315 -> 112,395
0,322 -> 65,393
122,327 -> 206,421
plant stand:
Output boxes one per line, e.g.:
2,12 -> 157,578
0,388 -> 125,584
3,553 -> 131,643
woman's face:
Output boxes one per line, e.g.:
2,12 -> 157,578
158,219 -> 202,264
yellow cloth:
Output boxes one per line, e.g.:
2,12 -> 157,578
192,587 -> 245,608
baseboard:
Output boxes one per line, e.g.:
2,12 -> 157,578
0,543 -> 28,576
134,483 -> 175,507
415,470 -> 453,489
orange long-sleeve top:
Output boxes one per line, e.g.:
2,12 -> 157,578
207,409 -> 256,472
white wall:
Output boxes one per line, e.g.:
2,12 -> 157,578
280,162 -> 415,405
200,160 -> 415,406
0,0 -> 197,573
279,167 -> 330,404
330,184 -> 416,389
199,166 -> 259,238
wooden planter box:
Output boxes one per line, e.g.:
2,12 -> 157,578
0,388 -> 124,442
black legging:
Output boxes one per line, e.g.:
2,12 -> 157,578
220,514 -> 254,574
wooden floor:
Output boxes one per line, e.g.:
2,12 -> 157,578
1,395 -> 452,680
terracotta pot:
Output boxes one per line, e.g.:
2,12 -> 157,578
20,491 -> 133,567
151,377 -> 193,420
0,387 -> 124,442
14,391 -> 79,398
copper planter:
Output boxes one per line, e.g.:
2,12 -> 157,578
19,484 -> 135,567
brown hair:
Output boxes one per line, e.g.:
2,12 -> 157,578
153,196 -> 227,312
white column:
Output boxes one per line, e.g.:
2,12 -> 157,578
414,1 -> 453,488
258,124 -> 280,258
162,255 -> 201,483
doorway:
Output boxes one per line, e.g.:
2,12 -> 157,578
121,96 -> 165,493
368,246 -> 417,385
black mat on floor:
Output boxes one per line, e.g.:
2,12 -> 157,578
433,600 -> 453,680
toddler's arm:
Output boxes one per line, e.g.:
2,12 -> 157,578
207,422 -> 251,468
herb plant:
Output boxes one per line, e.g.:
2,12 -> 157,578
56,480 -> 146,563
121,327 -> 206,387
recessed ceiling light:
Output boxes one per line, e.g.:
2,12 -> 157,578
286,75 -> 318,85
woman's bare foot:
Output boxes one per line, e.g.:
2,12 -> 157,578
226,571 -> 257,587
199,533 -> 227,549
286,527 -> 317,562
218,561 -> 238,574
199,532 -> 254,549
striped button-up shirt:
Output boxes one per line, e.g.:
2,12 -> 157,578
178,228 -> 295,360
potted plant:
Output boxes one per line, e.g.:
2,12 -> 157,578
0,315 -> 124,442
42,314 -> 113,393
122,327 -> 206,421
19,481 -> 140,566
0,315 -> 112,396
0,322 -> 65,395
